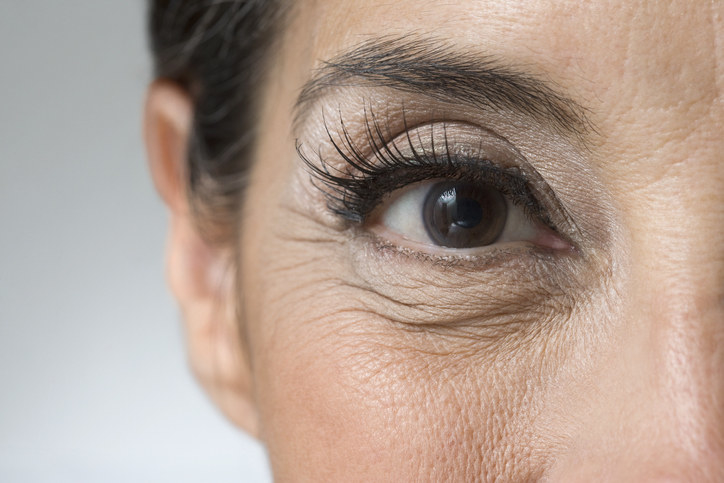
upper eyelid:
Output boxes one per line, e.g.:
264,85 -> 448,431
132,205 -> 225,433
306,108 -> 535,182
297,110 -> 578,246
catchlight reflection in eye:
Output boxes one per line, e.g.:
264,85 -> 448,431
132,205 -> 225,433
376,179 -> 568,252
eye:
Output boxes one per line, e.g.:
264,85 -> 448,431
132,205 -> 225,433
376,178 -> 567,251
299,115 -> 577,255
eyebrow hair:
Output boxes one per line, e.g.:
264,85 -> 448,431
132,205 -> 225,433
294,36 -> 591,137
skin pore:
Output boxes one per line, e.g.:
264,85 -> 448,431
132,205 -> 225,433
146,0 -> 724,481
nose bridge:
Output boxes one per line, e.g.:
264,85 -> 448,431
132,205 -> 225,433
626,161 -> 724,470
645,284 -> 724,465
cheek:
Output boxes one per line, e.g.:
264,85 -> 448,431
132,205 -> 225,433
246,276 -> 566,481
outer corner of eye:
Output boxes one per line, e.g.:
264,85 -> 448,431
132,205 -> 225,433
370,179 -> 574,255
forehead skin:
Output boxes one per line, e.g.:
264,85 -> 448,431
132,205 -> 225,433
239,1 -> 724,480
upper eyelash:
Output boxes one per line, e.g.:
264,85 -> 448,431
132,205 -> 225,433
296,107 -> 551,227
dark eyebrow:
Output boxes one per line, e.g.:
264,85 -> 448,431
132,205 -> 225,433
294,36 -> 591,138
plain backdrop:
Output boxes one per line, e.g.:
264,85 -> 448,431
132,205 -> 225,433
0,1 -> 271,481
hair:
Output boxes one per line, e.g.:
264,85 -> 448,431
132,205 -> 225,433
149,0 -> 287,243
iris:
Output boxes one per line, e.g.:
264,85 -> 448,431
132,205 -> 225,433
423,181 -> 507,248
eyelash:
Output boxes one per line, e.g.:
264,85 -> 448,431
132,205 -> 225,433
297,109 -> 554,231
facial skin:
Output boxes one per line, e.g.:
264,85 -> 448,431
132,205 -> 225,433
145,0 -> 724,480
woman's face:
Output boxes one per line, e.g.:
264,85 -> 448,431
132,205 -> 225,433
151,0 -> 724,480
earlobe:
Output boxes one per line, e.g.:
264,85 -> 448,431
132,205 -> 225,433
167,217 -> 260,437
143,81 -> 260,437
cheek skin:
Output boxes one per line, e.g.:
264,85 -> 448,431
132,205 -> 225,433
240,148 -> 614,479
245,269 -> 552,481
242,234 -> 622,480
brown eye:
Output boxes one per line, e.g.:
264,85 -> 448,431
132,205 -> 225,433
376,176 -> 567,254
423,181 -> 508,248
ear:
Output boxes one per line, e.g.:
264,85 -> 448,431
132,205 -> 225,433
144,81 -> 259,437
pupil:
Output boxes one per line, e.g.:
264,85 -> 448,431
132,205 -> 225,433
453,197 -> 483,228
423,181 -> 508,248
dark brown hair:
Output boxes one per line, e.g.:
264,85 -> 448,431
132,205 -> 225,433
149,0 -> 286,242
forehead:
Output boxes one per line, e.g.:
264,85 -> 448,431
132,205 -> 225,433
275,0 -> 721,179
289,1 -> 718,113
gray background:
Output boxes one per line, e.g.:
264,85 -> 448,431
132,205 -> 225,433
0,1 -> 271,481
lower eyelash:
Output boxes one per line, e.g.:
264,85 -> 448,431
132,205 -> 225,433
296,108 -> 549,228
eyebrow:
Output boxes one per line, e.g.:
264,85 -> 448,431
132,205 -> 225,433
294,36 -> 591,137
